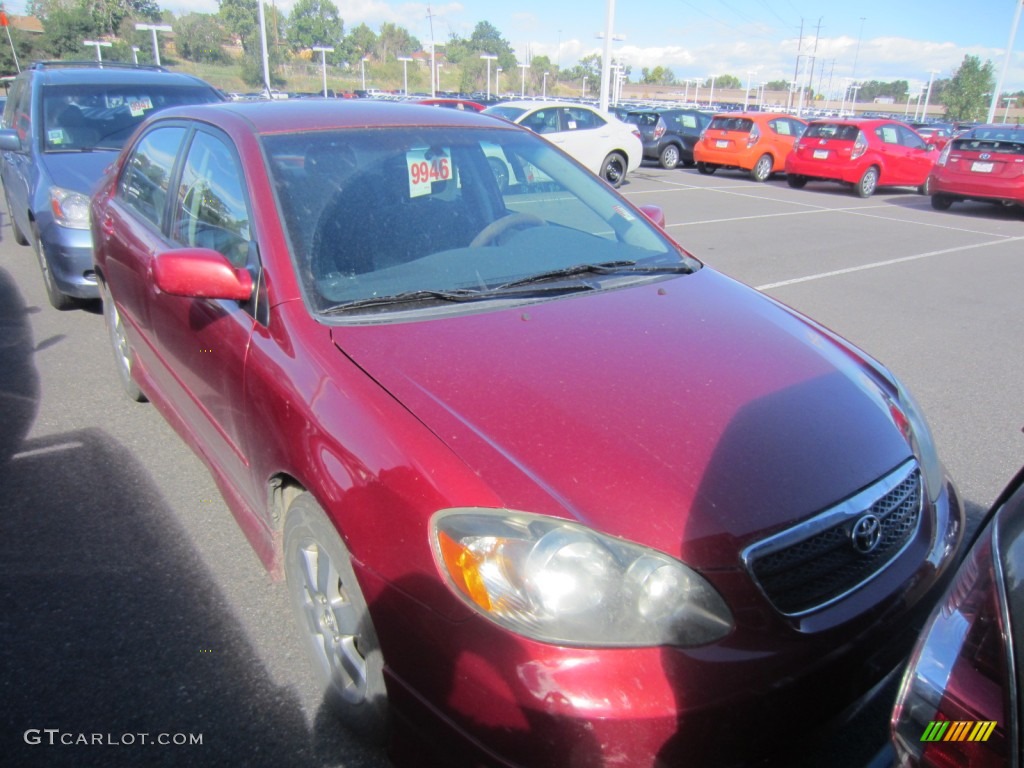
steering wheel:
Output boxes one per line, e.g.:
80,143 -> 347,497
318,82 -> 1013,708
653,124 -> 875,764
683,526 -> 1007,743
470,212 -> 546,247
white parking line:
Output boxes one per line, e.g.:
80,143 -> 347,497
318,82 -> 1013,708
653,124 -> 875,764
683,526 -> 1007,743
755,236 -> 1024,291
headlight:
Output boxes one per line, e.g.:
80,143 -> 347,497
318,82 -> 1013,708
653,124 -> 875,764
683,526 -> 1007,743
49,185 -> 91,229
431,508 -> 733,647
892,384 -> 943,504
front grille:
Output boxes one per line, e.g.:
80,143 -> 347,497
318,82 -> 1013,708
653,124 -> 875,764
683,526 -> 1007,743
744,461 -> 922,616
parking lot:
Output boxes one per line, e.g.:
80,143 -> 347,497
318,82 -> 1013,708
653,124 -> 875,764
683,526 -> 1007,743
1,163 -> 1022,767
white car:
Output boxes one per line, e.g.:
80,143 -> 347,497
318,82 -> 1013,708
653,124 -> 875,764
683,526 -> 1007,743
483,100 -> 642,187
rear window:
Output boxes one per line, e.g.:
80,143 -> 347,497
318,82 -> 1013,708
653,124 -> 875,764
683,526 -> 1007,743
954,130 -> 1024,155
626,112 -> 659,127
804,123 -> 861,142
709,117 -> 753,133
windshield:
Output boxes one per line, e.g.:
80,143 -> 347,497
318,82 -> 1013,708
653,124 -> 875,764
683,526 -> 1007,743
264,125 -> 696,316
42,82 -> 221,152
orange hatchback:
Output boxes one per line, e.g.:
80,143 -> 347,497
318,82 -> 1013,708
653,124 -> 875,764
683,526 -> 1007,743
694,112 -> 807,182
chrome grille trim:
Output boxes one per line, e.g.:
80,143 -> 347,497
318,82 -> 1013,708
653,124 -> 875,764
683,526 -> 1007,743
742,460 -> 923,617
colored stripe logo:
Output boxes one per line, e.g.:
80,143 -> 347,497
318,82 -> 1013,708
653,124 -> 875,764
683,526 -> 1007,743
921,721 -> 997,742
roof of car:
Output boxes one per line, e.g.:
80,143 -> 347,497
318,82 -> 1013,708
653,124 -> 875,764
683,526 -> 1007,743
154,98 -> 517,135
492,100 -> 599,111
26,62 -> 215,88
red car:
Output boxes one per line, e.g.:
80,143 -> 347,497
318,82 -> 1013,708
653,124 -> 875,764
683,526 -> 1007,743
786,118 -> 939,197
90,100 -> 964,767
927,124 -> 1024,214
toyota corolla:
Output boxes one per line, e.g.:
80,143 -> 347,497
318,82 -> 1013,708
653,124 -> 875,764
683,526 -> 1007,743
90,100 -> 964,767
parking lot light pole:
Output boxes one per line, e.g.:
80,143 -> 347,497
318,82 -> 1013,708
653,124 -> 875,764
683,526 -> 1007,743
82,40 -> 112,62
542,71 -> 549,100
480,54 -> 497,99
518,62 -> 529,98
134,23 -> 171,66
1004,97 -> 1017,123
312,46 -> 334,97
361,56 -> 369,91
496,67 -> 502,96
398,56 -> 413,95
131,46 -> 140,64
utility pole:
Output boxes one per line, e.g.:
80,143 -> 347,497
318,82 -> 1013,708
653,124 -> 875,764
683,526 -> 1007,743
789,18 -> 804,112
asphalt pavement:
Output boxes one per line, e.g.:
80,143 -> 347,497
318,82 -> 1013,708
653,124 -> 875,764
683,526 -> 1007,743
2,163 -> 1022,767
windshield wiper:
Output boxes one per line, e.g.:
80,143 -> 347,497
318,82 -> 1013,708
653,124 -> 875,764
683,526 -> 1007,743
495,259 -> 692,291
321,280 -> 598,315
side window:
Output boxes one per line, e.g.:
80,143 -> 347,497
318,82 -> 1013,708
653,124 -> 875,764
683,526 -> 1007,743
876,125 -> 901,145
900,126 -> 925,150
769,118 -> 792,137
171,130 -> 251,268
117,125 -> 187,230
565,108 -> 604,131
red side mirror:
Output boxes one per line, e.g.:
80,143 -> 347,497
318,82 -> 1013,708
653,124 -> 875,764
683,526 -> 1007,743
638,204 -> 666,228
153,248 -> 253,301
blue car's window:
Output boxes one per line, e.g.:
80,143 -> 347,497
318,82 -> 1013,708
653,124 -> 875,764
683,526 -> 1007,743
263,126 -> 694,315
42,83 -> 221,152
118,125 -> 188,230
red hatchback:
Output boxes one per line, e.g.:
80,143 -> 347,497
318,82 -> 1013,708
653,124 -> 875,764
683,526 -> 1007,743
90,100 -> 964,768
786,118 -> 939,197
927,123 -> 1024,214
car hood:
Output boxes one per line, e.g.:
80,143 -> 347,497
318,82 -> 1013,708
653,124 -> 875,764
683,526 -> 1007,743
42,150 -> 118,195
331,269 -> 912,569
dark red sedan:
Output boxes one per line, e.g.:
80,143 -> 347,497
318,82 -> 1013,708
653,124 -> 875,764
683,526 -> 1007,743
90,100 -> 964,767
786,118 -> 939,197
927,123 -> 1024,214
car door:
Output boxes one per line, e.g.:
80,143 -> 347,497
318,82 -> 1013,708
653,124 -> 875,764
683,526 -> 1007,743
548,107 -> 611,174
0,75 -> 34,240
896,124 -> 936,185
874,123 -> 912,183
150,126 -> 259,498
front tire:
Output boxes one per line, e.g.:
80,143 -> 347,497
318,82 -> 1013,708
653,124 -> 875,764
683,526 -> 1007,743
659,144 -> 681,170
856,166 -> 879,198
102,282 -> 146,402
284,495 -> 388,744
601,152 -> 627,187
32,225 -> 75,310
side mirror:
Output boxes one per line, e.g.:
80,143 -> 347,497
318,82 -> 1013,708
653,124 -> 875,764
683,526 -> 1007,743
0,128 -> 22,152
638,204 -> 666,228
153,248 -> 253,301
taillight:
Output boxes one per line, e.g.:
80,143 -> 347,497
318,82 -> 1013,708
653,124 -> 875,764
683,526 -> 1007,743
936,143 -> 953,167
851,132 -> 868,160
891,520 -> 1015,767
747,124 -> 760,148
654,124 -> 665,140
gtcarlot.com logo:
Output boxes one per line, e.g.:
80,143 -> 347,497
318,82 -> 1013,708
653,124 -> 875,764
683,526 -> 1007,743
24,729 -> 203,747
921,721 -> 997,742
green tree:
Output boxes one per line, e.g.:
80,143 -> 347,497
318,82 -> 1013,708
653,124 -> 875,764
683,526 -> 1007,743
942,55 -> 995,122
40,4 -> 99,59
174,12 -> 229,64
640,66 -> 676,86
375,22 -> 419,62
339,22 -> 376,66
287,0 -> 343,53
710,74 -> 740,89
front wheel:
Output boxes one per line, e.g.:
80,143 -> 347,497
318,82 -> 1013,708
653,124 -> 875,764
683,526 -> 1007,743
750,154 -> 773,182
102,282 -> 146,402
601,152 -> 627,187
856,166 -> 879,198
284,495 -> 388,744
659,144 -> 680,170
696,162 -> 716,175
32,225 -> 75,310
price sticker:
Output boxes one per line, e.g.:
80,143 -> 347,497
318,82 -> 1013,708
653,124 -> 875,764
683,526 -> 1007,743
407,147 -> 452,197
129,97 -> 154,117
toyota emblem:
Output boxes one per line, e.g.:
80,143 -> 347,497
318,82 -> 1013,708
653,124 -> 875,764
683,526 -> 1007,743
980,152 -> 991,160
851,514 -> 882,554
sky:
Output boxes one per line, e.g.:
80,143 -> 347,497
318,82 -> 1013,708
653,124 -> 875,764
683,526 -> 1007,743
12,0 -> 1024,94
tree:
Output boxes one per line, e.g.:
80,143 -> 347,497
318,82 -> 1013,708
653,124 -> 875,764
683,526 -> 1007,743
40,4 -> 99,59
339,22 -> 376,66
287,0 -> 343,53
174,12 -> 229,64
640,66 -> 676,86
710,74 -> 740,89
375,22 -> 418,62
942,55 -> 995,122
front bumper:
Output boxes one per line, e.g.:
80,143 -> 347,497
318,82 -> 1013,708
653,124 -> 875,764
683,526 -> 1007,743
375,479 -> 965,768
36,219 -> 98,300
